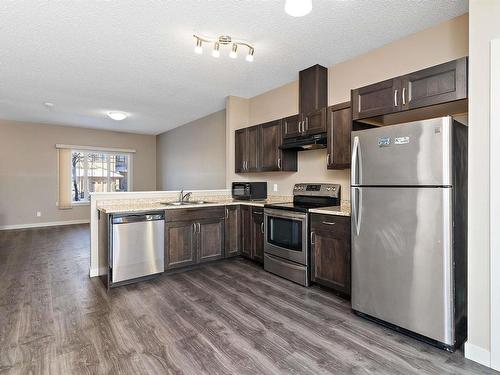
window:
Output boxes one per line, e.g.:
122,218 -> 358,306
71,151 -> 131,203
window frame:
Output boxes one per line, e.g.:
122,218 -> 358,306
70,149 -> 133,205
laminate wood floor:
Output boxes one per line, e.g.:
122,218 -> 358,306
0,224 -> 497,375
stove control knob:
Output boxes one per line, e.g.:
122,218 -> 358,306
327,187 -> 331,191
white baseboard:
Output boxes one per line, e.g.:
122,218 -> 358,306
465,342 -> 491,368
89,266 -> 107,278
0,219 -> 90,230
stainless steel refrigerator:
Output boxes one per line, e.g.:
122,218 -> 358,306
351,116 -> 467,351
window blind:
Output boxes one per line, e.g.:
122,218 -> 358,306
57,148 -> 72,209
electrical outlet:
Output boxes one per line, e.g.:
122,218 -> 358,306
273,184 -> 278,192
36,211 -> 41,217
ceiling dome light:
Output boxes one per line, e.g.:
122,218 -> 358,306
194,38 -> 203,54
212,42 -> 220,58
107,111 -> 128,121
285,0 -> 312,17
229,43 -> 238,59
245,47 -> 254,62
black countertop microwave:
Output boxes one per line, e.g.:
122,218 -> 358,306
232,182 -> 267,201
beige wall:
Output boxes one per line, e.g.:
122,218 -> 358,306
465,0 -> 500,366
226,14 -> 469,200
156,110 -> 226,190
0,120 -> 156,227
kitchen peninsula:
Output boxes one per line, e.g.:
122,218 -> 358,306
90,189 -> 351,289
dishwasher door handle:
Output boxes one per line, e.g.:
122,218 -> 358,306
112,213 -> 164,224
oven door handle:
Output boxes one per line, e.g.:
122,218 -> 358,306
264,210 -> 307,221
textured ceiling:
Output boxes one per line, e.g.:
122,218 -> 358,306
0,0 -> 468,135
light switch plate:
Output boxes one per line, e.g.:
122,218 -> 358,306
273,184 -> 278,192
36,211 -> 42,217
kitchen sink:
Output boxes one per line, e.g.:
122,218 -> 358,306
162,200 -> 214,206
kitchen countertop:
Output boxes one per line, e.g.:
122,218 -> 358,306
97,197 -> 291,214
309,203 -> 351,217
98,198 -> 351,217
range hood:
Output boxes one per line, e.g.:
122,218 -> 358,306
280,133 -> 327,151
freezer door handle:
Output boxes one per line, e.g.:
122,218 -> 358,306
352,187 -> 362,236
351,136 -> 360,185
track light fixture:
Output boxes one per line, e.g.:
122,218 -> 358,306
193,35 -> 255,62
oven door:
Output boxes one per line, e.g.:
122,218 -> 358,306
264,208 -> 308,265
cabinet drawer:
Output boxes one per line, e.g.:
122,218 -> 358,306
310,214 -> 350,238
165,207 -> 225,222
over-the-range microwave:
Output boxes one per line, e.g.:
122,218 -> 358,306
232,182 -> 267,201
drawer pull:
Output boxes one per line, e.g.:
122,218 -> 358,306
322,221 -> 336,225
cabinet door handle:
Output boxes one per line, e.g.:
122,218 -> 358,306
300,121 -> 304,133
225,208 -> 229,219
310,231 -> 315,245
305,117 -> 308,131
277,157 -> 281,169
402,87 -> 406,105
261,222 -> 264,234
193,222 -> 197,233
253,211 -> 263,215
197,222 -> 201,233
394,89 -> 398,107
327,153 -> 330,165
322,221 -> 336,225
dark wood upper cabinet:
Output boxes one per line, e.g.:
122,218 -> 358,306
401,57 -> 467,111
235,128 -> 246,173
310,214 -> 351,296
234,125 -> 261,173
246,125 -> 260,172
224,205 -> 240,258
283,64 -> 328,139
283,114 -> 302,138
260,119 -> 298,172
327,102 -> 352,170
299,64 -> 328,115
260,120 -> 283,171
352,57 -> 468,121
303,107 -> 327,135
352,78 -> 402,120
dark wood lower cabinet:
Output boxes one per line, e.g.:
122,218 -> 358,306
165,208 -> 225,270
240,206 -> 264,263
310,214 -> 351,296
165,221 -> 197,270
240,205 -> 252,258
224,205 -> 240,258
198,218 -> 224,263
251,208 -> 264,263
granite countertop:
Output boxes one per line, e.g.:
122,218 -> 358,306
97,197 -> 292,214
98,197 -> 351,217
309,203 -> 351,217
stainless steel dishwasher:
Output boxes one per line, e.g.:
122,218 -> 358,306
111,212 -> 164,284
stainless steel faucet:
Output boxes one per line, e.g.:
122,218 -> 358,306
179,189 -> 192,202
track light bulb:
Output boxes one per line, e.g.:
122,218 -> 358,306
229,44 -> 238,59
212,42 -> 220,58
245,47 -> 254,62
194,38 -> 203,54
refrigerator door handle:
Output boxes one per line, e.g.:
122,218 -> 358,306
352,187 -> 362,236
351,136 -> 360,185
